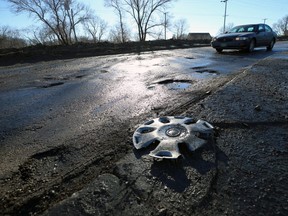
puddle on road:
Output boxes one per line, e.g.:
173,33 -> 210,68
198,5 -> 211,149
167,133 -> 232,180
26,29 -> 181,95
166,82 -> 192,90
195,69 -> 219,74
148,79 -> 193,90
191,66 -> 219,74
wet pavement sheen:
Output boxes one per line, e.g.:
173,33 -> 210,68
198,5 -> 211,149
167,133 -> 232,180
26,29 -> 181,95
0,42 -> 287,215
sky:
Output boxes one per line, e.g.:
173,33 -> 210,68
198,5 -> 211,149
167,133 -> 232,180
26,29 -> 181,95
0,0 -> 287,39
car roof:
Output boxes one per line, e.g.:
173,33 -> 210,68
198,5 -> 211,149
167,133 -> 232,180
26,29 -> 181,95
235,23 -> 266,27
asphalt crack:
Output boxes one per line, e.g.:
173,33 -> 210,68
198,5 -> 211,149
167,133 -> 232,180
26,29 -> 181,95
1,123 -> 132,215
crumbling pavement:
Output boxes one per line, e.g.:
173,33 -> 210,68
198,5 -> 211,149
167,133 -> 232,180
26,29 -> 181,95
44,53 -> 288,216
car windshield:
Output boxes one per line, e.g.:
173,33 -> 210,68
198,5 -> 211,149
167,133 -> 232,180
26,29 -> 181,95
229,25 -> 257,33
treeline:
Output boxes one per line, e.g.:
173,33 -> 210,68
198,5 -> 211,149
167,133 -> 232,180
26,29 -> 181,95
1,0 -> 287,49
0,26 -> 27,49
1,0 -> 191,49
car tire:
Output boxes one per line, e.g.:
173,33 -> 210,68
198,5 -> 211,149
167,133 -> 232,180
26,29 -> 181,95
216,48 -> 223,53
266,39 -> 275,51
247,39 -> 255,52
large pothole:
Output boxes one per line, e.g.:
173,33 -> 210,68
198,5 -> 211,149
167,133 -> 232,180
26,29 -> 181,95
148,79 -> 194,90
44,143 -> 217,215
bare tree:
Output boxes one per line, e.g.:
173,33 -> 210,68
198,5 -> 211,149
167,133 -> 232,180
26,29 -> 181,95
173,18 -> 189,39
0,25 -> 27,48
109,24 -> 130,43
23,25 -> 57,45
125,0 -> 173,41
149,27 -> 164,40
7,0 -> 90,45
106,0 -> 173,41
83,15 -> 108,43
1,25 -> 9,36
105,0 -> 128,43
273,15 -> 288,36
218,23 -> 234,34
149,12 -> 172,40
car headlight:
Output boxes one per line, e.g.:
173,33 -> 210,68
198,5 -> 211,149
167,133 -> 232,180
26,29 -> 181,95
235,37 -> 248,41
212,37 -> 218,42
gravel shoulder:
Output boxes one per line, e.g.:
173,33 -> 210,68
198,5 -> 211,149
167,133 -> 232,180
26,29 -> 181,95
43,53 -> 288,216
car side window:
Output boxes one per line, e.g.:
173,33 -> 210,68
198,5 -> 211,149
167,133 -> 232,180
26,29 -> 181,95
247,26 -> 255,32
265,25 -> 272,32
258,25 -> 265,32
237,27 -> 245,32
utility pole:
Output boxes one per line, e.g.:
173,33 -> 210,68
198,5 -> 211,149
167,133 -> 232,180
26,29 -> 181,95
221,0 -> 228,33
164,12 -> 167,40
263,18 -> 268,24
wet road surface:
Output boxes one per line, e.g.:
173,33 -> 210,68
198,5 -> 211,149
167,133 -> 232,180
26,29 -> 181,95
0,42 -> 287,214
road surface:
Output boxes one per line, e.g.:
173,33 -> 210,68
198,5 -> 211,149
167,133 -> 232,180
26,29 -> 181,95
0,42 -> 287,215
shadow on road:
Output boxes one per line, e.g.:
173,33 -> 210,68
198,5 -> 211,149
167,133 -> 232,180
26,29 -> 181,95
133,140 -> 229,193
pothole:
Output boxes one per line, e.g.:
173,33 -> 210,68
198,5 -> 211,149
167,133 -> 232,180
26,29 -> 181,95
43,75 -> 68,81
150,79 -> 194,90
195,69 -> 219,74
18,146 -> 69,181
43,76 -> 57,80
100,70 -> 109,73
75,74 -> 87,79
40,82 -> 64,88
166,82 -> 192,90
191,66 -> 219,74
191,66 -> 207,70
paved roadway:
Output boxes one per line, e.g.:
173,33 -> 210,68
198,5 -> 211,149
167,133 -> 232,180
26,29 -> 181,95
0,41 -> 287,214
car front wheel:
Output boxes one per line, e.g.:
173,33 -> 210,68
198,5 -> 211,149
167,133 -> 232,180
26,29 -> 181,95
216,48 -> 223,53
267,39 -> 275,51
247,39 -> 255,52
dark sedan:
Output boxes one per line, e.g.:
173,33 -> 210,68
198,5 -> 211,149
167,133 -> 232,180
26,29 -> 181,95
211,24 -> 277,53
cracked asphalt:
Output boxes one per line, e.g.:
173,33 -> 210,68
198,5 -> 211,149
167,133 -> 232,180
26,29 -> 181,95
45,54 -> 288,216
0,42 -> 287,215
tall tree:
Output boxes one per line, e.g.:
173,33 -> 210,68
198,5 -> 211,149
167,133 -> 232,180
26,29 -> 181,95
83,15 -> 108,43
124,0 -> 173,41
7,0 -> 89,45
0,25 -> 27,48
173,18 -> 189,39
273,15 -> 288,36
105,0 -> 128,43
217,23 -> 234,34
109,24 -> 130,43
24,25 -> 57,45
106,0 -> 173,41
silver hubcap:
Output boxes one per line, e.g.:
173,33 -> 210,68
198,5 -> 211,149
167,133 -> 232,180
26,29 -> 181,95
166,127 -> 182,137
133,116 -> 214,159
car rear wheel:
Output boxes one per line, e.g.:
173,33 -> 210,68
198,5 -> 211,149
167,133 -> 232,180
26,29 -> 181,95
216,48 -> 223,53
247,39 -> 255,52
267,39 -> 275,51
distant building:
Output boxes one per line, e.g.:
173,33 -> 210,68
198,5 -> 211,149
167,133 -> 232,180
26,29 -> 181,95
187,33 -> 212,41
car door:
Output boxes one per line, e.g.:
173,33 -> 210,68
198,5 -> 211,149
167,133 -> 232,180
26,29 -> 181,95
264,24 -> 274,44
256,24 -> 266,46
